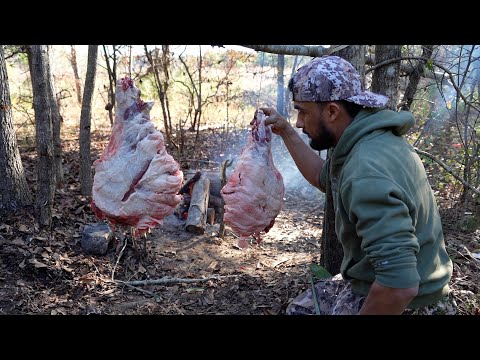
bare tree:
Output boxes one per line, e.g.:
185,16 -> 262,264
69,45 -> 82,105
79,45 -> 98,196
28,45 -> 56,227
47,46 -> 64,185
0,45 -> 32,217
144,45 -> 173,147
102,45 -> 119,127
400,45 -> 435,111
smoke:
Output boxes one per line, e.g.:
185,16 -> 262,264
212,126 -> 325,203
425,45 -> 480,133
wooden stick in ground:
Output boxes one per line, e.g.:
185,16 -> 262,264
219,159 -> 233,238
185,173 -> 210,235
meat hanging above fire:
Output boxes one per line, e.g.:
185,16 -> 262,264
91,77 -> 183,236
221,110 -> 285,248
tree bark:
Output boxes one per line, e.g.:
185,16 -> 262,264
277,54 -> 285,116
79,45 -> 98,196
319,46 -> 366,275
371,45 -> 402,110
47,46 -> 64,185
70,45 -> 82,105
0,46 -> 32,216
400,45 -> 435,111
28,45 -> 56,227
185,174 -> 210,235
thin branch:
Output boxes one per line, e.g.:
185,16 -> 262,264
414,147 -> 480,196
242,45 -> 329,57
368,56 -> 480,113
124,275 -> 238,286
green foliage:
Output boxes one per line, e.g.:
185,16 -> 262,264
309,263 -> 332,280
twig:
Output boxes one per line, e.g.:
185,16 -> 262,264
111,235 -> 128,281
124,274 -> 238,286
447,244 -> 480,271
116,280 -> 156,296
414,147 -> 480,196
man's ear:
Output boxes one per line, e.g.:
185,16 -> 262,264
325,102 -> 342,123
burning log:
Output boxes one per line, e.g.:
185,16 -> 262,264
179,171 -> 201,195
185,174 -> 210,234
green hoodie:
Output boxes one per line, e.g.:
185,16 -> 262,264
319,108 -> 452,308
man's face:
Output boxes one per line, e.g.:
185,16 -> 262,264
294,101 -> 336,151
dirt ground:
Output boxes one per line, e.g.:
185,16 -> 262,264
0,128 -> 479,315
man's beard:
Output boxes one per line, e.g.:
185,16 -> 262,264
305,123 -> 335,151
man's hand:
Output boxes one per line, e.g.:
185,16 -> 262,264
357,281 -> 419,315
251,107 -> 290,135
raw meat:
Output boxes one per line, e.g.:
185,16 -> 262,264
91,77 -> 183,235
221,110 -> 285,248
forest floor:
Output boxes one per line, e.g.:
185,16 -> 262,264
1,127 -> 479,315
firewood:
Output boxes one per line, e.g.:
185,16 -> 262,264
207,208 -> 215,225
185,174 -> 210,234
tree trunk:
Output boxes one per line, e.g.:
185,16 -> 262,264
47,46 -> 64,185
28,45 -> 56,227
400,45 -> 435,111
319,46 -> 366,275
0,46 -> 32,217
79,45 -> 98,196
371,45 -> 402,110
277,54 -> 285,116
70,45 -> 82,105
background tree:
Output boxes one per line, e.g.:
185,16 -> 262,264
79,45 -> 98,196
69,45 -> 82,105
371,45 -> 402,110
28,45 -> 56,227
276,54 -> 285,116
47,46 -> 64,185
0,45 -> 32,217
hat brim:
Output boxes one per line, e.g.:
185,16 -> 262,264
346,91 -> 389,108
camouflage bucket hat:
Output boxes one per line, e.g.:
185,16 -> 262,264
289,56 -> 389,108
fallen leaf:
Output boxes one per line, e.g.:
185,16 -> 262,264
19,259 -> 26,269
138,264 -> 147,273
79,275 -> 96,284
28,258 -> 48,268
98,289 -> 116,295
11,238 -> 25,246
186,287 -> 204,293
18,224 -> 28,232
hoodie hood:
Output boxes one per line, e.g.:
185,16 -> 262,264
331,108 -> 415,167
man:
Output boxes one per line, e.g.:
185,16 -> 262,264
255,56 -> 455,315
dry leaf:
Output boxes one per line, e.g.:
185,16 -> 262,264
28,258 -> 48,268
186,287 -> 204,294
11,238 -> 25,246
19,259 -> 26,269
79,275 -> 96,284
18,224 -> 28,232
138,264 -> 147,273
